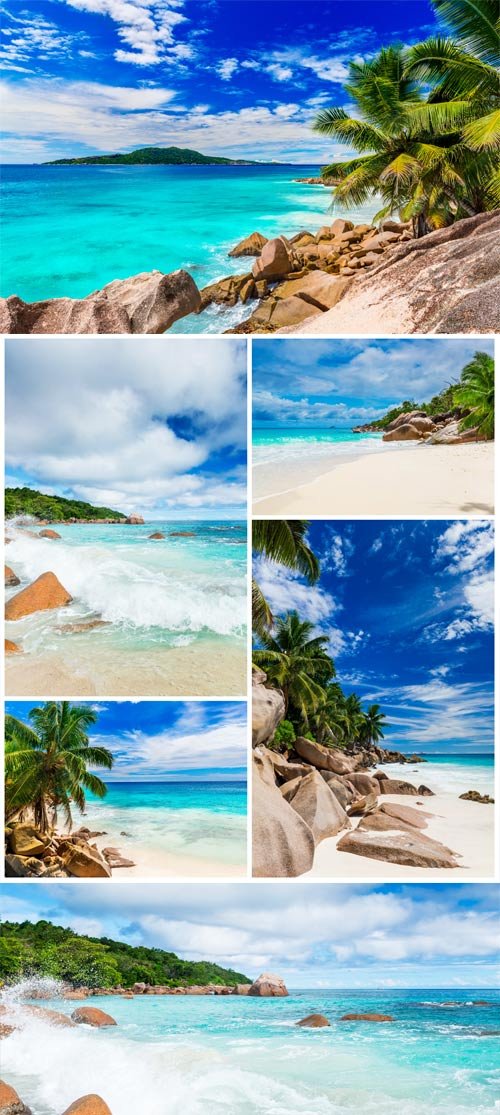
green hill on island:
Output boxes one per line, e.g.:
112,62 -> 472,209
5,486 -> 125,522
45,146 -> 260,167
0,920 -> 250,988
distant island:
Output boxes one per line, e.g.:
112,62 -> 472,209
0,920 -> 249,988
5,486 -> 125,522
44,146 -> 263,167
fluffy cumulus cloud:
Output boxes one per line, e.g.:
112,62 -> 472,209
252,389 -> 384,427
431,521 -> 494,641
5,337 -> 247,516
3,884 -> 499,987
64,0 -> 190,67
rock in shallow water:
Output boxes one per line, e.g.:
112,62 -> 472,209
5,571 -> 72,620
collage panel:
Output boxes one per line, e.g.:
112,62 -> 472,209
4,336 -> 248,698
252,517 -> 495,880
252,337 -> 495,517
0,882 -> 499,1114
5,700 -> 247,880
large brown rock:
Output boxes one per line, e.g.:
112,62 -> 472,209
248,295 -> 323,331
281,769 -> 349,842
340,1012 -> 393,1022
200,272 -> 254,310
426,419 -> 479,444
9,823 -> 50,857
229,231 -> 267,257
344,771 -> 379,796
290,211 -> 500,335
149,531 -> 165,540
61,1097 -> 112,1115
383,423 -> 424,442
320,772 -> 354,810
377,778 -> 420,796
252,237 -> 292,280
252,749 -> 315,877
337,829 -> 459,868
5,566 -> 20,587
263,748 -> 310,783
63,845 -> 112,879
26,1005 -> 76,1027
294,737 -> 354,775
296,1014 -> 330,1027
386,410 -> 427,431
4,639 -> 21,655
5,571 -> 72,620
379,802 -> 430,829
39,529 -> 61,539
71,1007 -> 117,1028
252,670 -> 285,746
126,515 -> 144,524
248,972 -> 288,997
272,272 -> 349,311
0,1080 -> 32,1114
0,269 -> 201,336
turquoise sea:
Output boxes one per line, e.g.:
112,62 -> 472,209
0,164 -> 378,331
2,986 -> 499,1113
253,427 -> 383,467
378,754 -> 494,795
83,780 -> 247,868
5,519 -> 247,654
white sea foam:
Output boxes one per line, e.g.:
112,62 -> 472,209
6,532 -> 245,640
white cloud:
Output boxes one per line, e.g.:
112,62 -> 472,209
5,337 -> 246,515
64,0 -> 189,67
216,57 -> 238,81
92,710 -> 247,777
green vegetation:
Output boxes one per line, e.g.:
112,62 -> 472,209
45,146 -> 259,167
0,921 -> 249,988
314,0 -> 499,236
5,486 -> 125,522
252,523 -> 387,749
358,349 -> 494,433
5,702 -> 114,834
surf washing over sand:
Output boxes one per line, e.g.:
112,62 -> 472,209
253,436 -> 494,518
5,521 -> 247,696
80,781 -> 247,877
1,980 -> 499,1114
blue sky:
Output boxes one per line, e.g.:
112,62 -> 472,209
5,337 -> 247,519
1,0 -> 444,163
254,520 -> 494,754
5,700 -> 247,780
253,338 -> 496,427
1,883 -> 498,988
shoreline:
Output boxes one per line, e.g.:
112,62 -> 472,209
253,441 -> 494,517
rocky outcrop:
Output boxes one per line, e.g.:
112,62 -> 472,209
1,270 -> 201,335
294,737 -> 354,775
252,237 -> 293,281
126,514 -> 144,524
281,769 -> 350,842
9,823 -> 51,857
377,778 -> 421,796
320,773 -> 355,810
71,1007 -> 117,1027
63,845 -> 112,879
248,972 -> 288,997
288,210 -> 500,335
0,1081 -> 32,1114
169,531 -> 196,537
343,771 -> 378,796
229,232 -> 267,257
459,790 -> 494,803
61,1098 -> 112,1115
252,668 -> 285,746
296,1014 -> 330,1027
265,749 -> 310,783
148,531 -> 165,539
4,639 -> 21,655
340,1013 -> 394,1023
379,802 -> 430,829
337,828 -> 459,868
252,749 -> 315,877
39,529 -> 61,539
5,566 -> 20,587
5,571 -> 72,620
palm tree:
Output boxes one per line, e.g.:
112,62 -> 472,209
314,44 -> 475,236
360,704 -> 387,746
5,702 -> 113,834
453,351 -> 494,438
252,520 -> 320,637
309,683 -> 350,745
253,611 -> 333,722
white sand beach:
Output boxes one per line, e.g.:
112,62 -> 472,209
304,792 -> 494,880
253,442 -> 494,517
5,640 -> 246,698
91,833 -> 246,878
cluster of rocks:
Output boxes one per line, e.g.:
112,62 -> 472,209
0,1081 -> 113,1115
377,408 -> 479,445
5,821 -> 135,879
200,218 -> 412,333
295,1010 -> 394,1028
252,669 -> 462,877
58,973 -> 285,998
460,790 -> 494,804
